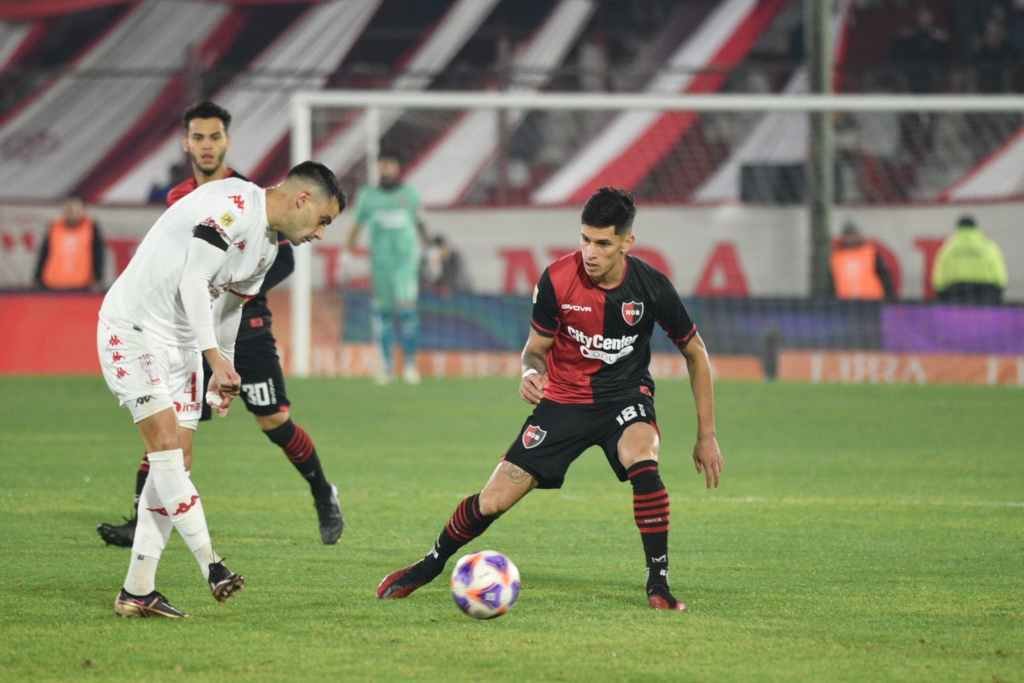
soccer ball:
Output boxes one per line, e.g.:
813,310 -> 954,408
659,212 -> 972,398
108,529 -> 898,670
450,550 -> 521,619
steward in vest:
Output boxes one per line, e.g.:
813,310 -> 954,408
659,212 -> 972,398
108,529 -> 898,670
828,222 -> 894,301
933,215 -> 1008,304
34,197 -> 105,290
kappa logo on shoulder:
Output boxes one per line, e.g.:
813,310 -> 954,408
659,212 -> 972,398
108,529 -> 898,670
228,194 -> 245,211
621,301 -> 644,326
522,424 -> 547,449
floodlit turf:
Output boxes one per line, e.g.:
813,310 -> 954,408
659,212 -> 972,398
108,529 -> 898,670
0,376 -> 1021,682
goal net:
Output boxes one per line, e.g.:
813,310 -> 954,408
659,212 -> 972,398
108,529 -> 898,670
282,90 -> 1024,386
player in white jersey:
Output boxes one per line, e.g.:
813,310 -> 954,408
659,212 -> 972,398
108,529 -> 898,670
98,161 -> 345,618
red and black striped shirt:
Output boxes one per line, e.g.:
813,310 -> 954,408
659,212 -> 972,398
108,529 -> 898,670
532,252 -> 696,404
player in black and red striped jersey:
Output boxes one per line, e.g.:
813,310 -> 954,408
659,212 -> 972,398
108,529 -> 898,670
378,187 -> 723,611
97,101 -> 343,549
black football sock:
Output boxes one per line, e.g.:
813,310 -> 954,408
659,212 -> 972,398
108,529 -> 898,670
627,460 -> 671,589
422,494 -> 497,575
264,419 -> 332,498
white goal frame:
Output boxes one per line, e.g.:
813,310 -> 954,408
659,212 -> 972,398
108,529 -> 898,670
288,89 -> 1024,376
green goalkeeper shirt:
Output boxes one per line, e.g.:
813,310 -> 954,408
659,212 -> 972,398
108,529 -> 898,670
355,183 -> 422,271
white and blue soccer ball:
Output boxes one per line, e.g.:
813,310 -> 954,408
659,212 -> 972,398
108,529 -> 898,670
450,550 -> 521,619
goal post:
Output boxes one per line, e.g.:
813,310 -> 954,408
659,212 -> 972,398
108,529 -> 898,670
288,89 -> 1024,379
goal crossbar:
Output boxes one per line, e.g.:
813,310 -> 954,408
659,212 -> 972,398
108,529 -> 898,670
292,89 -> 1024,114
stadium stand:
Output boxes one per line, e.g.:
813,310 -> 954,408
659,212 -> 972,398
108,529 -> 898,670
531,0 -> 787,205
0,2 -> 231,199
100,1 -> 378,202
293,0 -> 498,187
1,0 -> 1022,206
405,0 -> 596,205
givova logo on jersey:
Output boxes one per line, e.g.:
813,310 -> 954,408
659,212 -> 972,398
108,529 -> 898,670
567,325 -> 638,365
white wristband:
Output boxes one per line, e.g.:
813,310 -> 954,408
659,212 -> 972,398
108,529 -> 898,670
521,368 -> 539,379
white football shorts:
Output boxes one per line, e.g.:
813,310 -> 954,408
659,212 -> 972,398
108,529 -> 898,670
97,318 -> 203,429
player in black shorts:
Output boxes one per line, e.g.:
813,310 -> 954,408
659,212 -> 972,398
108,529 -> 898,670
97,101 -> 343,547
377,187 -> 723,611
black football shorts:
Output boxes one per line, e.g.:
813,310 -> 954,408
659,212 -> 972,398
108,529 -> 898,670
503,392 -> 658,489
200,332 -> 290,421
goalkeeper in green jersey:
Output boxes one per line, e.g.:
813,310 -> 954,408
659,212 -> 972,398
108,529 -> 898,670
345,149 -> 429,384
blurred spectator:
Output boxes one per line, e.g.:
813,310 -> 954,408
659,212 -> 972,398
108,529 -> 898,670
537,108 -> 578,168
890,7 -> 950,158
421,234 -> 472,296
828,222 -> 894,301
577,34 -> 610,138
577,34 -> 610,92
146,161 -> 188,204
34,197 -> 106,291
890,6 -> 950,94
1008,0 -> 1024,52
933,215 -> 1008,304
974,17 -> 1017,93
834,75 -> 904,202
495,33 -> 514,87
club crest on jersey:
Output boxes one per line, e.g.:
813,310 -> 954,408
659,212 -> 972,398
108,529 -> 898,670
621,301 -> 644,326
522,424 -> 547,449
220,211 -> 235,227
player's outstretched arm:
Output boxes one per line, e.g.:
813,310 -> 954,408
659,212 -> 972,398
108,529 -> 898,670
679,333 -> 723,488
519,329 -> 553,404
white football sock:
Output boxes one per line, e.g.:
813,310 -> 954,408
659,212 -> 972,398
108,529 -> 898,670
123,476 -> 173,595
146,449 -> 218,579
123,554 -> 160,596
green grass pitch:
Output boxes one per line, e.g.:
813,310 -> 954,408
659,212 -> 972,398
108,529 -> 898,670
0,376 -> 1021,682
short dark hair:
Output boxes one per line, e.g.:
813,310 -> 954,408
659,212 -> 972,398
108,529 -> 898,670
378,146 -> 402,164
288,161 -> 347,211
183,101 -> 232,131
581,186 -> 636,234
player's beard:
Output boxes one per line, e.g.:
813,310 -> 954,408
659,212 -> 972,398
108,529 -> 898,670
585,256 -> 622,285
192,150 -> 226,178
379,176 -> 401,191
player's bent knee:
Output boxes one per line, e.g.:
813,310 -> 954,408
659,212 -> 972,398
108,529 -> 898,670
617,422 -> 660,469
179,443 -> 193,470
136,408 -> 180,453
256,409 -> 289,431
